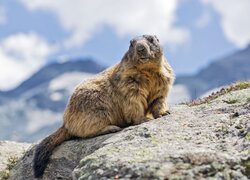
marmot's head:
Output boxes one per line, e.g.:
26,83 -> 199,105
125,35 -> 163,64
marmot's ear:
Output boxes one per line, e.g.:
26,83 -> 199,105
147,36 -> 154,43
130,40 -> 135,47
154,35 -> 159,42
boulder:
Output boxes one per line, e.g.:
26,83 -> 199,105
8,83 -> 250,179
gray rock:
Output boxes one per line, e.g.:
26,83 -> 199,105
8,87 -> 250,179
0,141 -> 31,179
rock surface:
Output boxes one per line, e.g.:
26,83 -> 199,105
0,141 -> 31,171
0,141 -> 31,179
8,85 -> 250,179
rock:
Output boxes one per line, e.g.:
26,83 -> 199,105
0,141 -> 31,179
9,135 -> 114,180
8,84 -> 250,179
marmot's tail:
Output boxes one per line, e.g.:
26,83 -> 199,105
33,126 -> 72,178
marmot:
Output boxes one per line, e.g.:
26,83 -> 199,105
33,35 -> 174,178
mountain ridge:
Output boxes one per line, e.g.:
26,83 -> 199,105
0,59 -> 105,98
176,44 -> 250,98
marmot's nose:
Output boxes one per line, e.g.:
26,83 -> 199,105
136,44 -> 146,52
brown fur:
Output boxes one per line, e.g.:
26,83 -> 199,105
33,35 -> 174,177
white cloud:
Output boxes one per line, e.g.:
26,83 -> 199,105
19,0 -> 190,48
202,0 -> 250,47
0,32 -> 56,90
0,6 -> 7,25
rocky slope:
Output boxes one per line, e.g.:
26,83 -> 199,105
4,82 -> 250,179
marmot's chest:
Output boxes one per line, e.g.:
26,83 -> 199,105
119,68 -> 169,99
145,72 -> 169,98
132,69 -> 169,99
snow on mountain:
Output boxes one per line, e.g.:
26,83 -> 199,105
26,109 -> 61,134
49,72 -> 93,93
48,72 -> 93,102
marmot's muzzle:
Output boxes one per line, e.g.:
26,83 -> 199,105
136,43 -> 150,59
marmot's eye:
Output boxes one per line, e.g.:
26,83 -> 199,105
147,36 -> 154,43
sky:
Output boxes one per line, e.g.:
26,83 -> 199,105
0,0 -> 250,90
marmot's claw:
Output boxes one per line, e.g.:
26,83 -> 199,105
162,111 -> 170,116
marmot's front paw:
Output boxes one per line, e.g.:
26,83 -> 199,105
161,111 -> 170,116
152,110 -> 170,119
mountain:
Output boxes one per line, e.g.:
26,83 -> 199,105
175,44 -> 250,99
0,59 -> 105,99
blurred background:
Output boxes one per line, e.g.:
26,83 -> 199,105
0,0 -> 249,142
